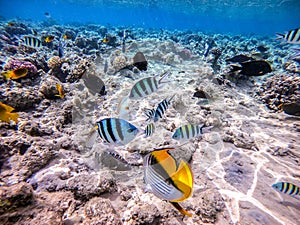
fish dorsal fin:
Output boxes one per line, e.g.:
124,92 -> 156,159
0,102 -> 15,113
158,71 -> 171,84
170,159 -> 193,202
150,148 -> 177,176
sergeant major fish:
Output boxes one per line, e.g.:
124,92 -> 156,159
96,118 -> 138,146
144,123 -> 155,137
276,28 -> 300,44
153,95 -> 175,122
272,181 -> 300,197
22,36 -> 43,48
129,71 -> 171,99
143,147 -> 193,217
172,124 -> 205,141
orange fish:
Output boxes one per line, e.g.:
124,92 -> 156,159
0,102 -> 19,123
55,83 -> 65,99
45,35 -> 55,43
7,22 -> 15,27
1,68 -> 28,80
62,34 -> 71,40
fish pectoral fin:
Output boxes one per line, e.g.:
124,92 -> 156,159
170,202 -> 192,217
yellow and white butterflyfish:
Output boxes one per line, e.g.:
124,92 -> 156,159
143,147 -> 193,217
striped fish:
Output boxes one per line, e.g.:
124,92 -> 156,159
153,95 -> 175,122
143,147 -> 193,217
144,108 -> 155,121
272,182 -> 300,196
172,124 -> 205,141
144,123 -> 155,137
22,36 -> 43,48
96,118 -> 138,145
276,28 -> 300,44
129,71 -> 171,99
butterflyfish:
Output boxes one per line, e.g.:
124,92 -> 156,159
55,84 -> 65,99
0,102 -> 19,124
272,182 -> 300,196
102,37 -> 110,43
143,147 -> 193,217
96,118 -> 139,146
45,35 -> 55,43
129,71 -> 171,99
62,34 -> 72,40
276,28 -> 300,44
1,68 -> 28,80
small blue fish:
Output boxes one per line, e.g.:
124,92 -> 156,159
96,118 -> 138,145
58,40 -> 66,58
129,71 -> 171,99
153,95 -> 175,122
272,182 -> 300,196
144,123 -> 155,137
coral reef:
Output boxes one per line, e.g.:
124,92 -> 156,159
256,73 -> 300,111
0,21 -> 299,225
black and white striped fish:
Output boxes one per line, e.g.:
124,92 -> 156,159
129,71 -> 171,99
276,28 -> 300,44
143,147 -> 193,217
153,95 -> 175,122
144,108 -> 155,121
96,118 -> 138,145
272,182 -> 300,196
22,36 -> 43,48
144,123 -> 155,137
172,124 -> 205,141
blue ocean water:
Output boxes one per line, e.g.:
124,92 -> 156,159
0,0 -> 299,35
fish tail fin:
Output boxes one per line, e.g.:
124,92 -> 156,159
275,33 -> 284,40
200,125 -> 213,134
158,71 -> 171,84
170,202 -> 192,217
9,112 -> 19,123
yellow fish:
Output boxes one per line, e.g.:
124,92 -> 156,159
143,147 -> 193,217
1,68 -> 28,80
55,83 -> 65,99
102,37 -> 109,43
62,34 -> 72,40
0,102 -> 19,123
45,35 -> 55,43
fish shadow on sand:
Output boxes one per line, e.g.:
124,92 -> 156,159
278,200 -> 300,210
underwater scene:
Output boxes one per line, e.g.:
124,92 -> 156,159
0,0 -> 300,224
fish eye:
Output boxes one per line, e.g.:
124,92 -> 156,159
127,128 -> 136,133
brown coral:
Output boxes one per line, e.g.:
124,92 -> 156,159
112,55 -> 128,71
47,56 -> 62,70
